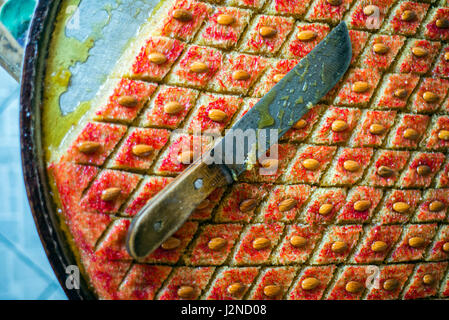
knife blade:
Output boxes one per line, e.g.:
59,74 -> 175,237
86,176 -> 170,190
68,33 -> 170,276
126,22 -> 352,260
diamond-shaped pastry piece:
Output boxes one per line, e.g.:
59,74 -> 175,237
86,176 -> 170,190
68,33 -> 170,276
247,267 -> 297,300
96,219 -> 132,261
396,39 -> 441,75
205,267 -> 260,300
350,110 -> 396,147
424,116 -> 449,150
365,264 -> 414,300
240,15 -> 294,56
398,152 -> 445,188
432,45 -> 449,78
119,265 -> 172,300
336,186 -> 383,224
265,0 -> 314,16
252,59 -> 299,98
363,150 -> 410,187
389,224 -> 438,262
360,35 -> 405,71
186,93 -> 242,134
141,86 -> 199,129
311,107 -> 362,144
436,160 -> 449,188
80,170 -> 141,215
232,223 -> 284,265
196,6 -> 251,50
352,225 -> 402,263
306,0 -> 354,24
285,145 -> 337,184
257,184 -> 314,223
94,79 -> 158,124
322,148 -> 374,186
311,225 -> 363,265
288,265 -> 336,300
345,0 -> 396,30
109,128 -> 170,171
211,53 -> 268,94
282,22 -> 330,59
70,212 -> 112,253
403,262 -> 448,299
415,189 -> 449,222
424,7 -> 449,41
334,68 -> 381,107
427,225 -> 449,261
374,73 -> 420,110
386,114 -> 430,149
273,224 -> 324,264
215,183 -> 271,223
348,30 -> 369,65
157,267 -> 215,300
383,1 -> 429,36
374,189 -> 421,224
326,265 -> 370,300
64,122 -> 127,166
168,45 -> 223,89
282,105 -> 324,142
409,78 -> 449,113
156,0 -> 212,41
300,188 -> 347,225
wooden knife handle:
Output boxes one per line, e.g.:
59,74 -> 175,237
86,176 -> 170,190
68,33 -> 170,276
126,159 -> 233,260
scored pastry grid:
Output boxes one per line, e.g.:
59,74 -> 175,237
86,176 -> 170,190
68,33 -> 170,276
51,0 -> 449,300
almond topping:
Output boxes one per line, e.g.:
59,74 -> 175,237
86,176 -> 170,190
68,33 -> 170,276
302,158 -> 320,171
293,119 -> 307,129
393,202 -> 410,213
260,158 -> 279,169
290,236 -> 307,248
331,120 -> 348,132
371,240 -> 388,253
118,95 -> 139,107
208,237 -> 227,251
326,0 -> 342,5
177,286 -> 195,298
232,70 -> 250,81
383,279 -> 399,291
423,91 -> 438,103
352,81 -> 370,93
178,150 -> 194,164
319,203 -> 333,216
78,141 -> 101,154
297,30 -> 317,41
394,88 -> 408,99
438,130 -> 449,141
429,200 -> 444,212
301,277 -> 320,291
240,198 -> 257,212
259,26 -> 277,38
442,242 -> 449,253
227,283 -> 244,296
377,166 -> 395,178
369,124 -> 386,135
412,46 -> 428,57
403,128 -> 419,140
132,144 -> 153,157
363,5 -> 377,16
148,52 -> 167,65
346,281 -> 363,294
253,237 -> 271,250
161,237 -> 181,250
354,200 -> 371,212
101,187 -> 121,202
417,165 -> 431,176
445,52 -> 449,61
401,10 -> 416,22
278,198 -> 298,212
331,241 -> 348,253
423,274 -> 435,285
217,14 -> 235,25
173,9 -> 193,22
208,109 -> 227,122
190,61 -> 209,73
408,237 -> 426,248
196,199 -> 210,210
164,101 -> 184,114
436,18 -> 449,29
343,160 -> 360,172
273,73 -> 285,83
373,43 -> 389,54
263,285 -> 281,297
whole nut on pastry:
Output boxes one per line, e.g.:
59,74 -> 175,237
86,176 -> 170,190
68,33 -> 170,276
253,237 -> 271,250
445,52 -> 449,61
233,70 -> 251,81
132,144 -> 154,157
393,202 -> 410,213
377,166 -> 395,178
217,14 -> 235,25
363,5 -> 378,16
408,237 -> 426,248
278,198 -> 298,212
352,81 -> 370,93
327,0 -> 342,5
429,200 -> 445,212
297,30 -> 317,41
354,200 -> 372,212
302,158 -> 320,171
436,18 -> 449,29
417,165 -> 431,176
208,237 -> 227,251
263,285 -> 281,297
345,281 -> 363,294
393,88 -> 408,99
290,236 -> 307,248
208,109 -> 228,122
118,95 -> 139,107
240,198 -> 258,212
422,274 -> 435,285
178,150 -> 194,164
403,128 -> 419,140
227,283 -> 244,296
331,241 -> 348,253
438,130 -> 449,141
319,203 -> 334,216
173,9 -> 193,22
190,61 -> 209,73
343,160 -> 361,172
331,120 -> 349,132
373,43 -> 389,54
422,91 -> 439,103
78,141 -> 101,154
177,286 -> 195,298
164,101 -> 184,114
101,187 -> 121,201
161,237 -> 181,250
148,52 -> 167,65
259,26 -> 277,38
369,124 -> 386,135
412,46 -> 428,57
273,73 -> 285,83
301,277 -> 320,291
293,119 -> 307,129
442,242 -> 449,253
196,199 -> 210,210
401,10 -> 416,22
371,240 -> 388,252
260,159 -> 279,169
383,279 -> 399,291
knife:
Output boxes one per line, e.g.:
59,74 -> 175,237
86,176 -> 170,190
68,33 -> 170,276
126,22 -> 352,260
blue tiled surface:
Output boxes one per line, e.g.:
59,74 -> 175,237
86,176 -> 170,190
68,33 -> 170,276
0,68 -> 67,300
